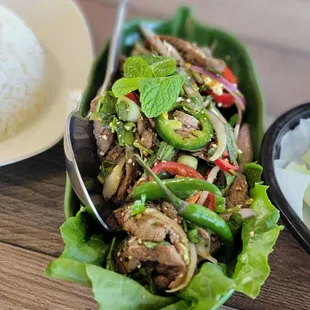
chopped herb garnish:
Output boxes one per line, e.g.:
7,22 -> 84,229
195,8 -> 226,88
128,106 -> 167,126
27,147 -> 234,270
106,237 -> 116,271
143,241 -> 170,249
130,193 -> 147,216
151,222 -> 158,229
228,113 -> 238,127
215,196 -> 226,213
187,228 -> 199,244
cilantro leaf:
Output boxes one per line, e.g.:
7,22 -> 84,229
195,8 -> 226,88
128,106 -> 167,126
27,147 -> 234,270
112,77 -> 142,97
140,55 -> 176,77
124,57 -> 153,78
140,75 -> 184,118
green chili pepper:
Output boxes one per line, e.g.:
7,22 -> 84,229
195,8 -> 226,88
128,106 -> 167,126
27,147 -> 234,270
135,155 -> 234,260
115,120 -> 134,146
156,107 -> 213,151
131,177 -> 221,201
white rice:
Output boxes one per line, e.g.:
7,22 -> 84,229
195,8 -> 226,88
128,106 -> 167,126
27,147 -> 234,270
0,5 -> 47,138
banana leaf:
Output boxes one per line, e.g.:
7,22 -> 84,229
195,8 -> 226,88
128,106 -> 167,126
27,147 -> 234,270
62,6 -> 271,310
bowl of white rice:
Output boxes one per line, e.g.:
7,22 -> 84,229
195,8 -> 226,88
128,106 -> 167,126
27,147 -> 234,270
0,5 -> 47,138
0,0 -> 94,166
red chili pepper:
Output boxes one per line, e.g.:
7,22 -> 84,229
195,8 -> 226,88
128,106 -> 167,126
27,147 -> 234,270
150,162 -> 204,181
125,92 -> 140,105
206,89 -> 235,108
223,66 -> 237,85
204,193 -> 215,211
214,158 -> 239,175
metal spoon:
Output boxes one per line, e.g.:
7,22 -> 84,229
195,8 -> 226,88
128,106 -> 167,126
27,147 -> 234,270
64,0 -> 128,232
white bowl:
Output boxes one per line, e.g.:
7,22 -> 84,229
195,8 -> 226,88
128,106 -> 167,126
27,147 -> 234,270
0,0 -> 94,166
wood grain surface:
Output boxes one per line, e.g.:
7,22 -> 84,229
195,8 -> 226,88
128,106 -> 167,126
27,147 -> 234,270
1,0 -> 310,309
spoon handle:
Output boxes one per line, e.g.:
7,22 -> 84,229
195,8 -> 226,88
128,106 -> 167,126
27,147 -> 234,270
100,0 -> 129,95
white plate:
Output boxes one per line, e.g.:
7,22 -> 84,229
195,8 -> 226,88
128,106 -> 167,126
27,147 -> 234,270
0,0 -> 94,166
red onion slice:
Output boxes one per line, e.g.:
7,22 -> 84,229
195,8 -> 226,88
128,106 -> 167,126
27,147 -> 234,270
238,208 -> 255,220
189,65 -> 246,111
206,110 -> 227,162
197,166 -> 220,206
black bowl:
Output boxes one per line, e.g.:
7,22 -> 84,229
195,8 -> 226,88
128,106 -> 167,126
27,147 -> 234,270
260,102 -> 310,253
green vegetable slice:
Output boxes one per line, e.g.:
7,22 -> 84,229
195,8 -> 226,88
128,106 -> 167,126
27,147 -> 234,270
86,265 -> 175,310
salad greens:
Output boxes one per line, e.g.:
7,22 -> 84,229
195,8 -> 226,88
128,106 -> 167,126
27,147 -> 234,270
56,6 -> 281,310
46,168 -> 283,309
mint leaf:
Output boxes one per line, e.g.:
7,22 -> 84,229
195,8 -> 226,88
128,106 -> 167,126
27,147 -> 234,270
140,55 -> 176,77
140,75 -> 184,118
112,77 -> 142,97
124,56 -> 153,78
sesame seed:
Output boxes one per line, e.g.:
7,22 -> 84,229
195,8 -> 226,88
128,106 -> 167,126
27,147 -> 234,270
136,214 -> 142,219
132,162 -> 135,166
128,158 -> 133,164
121,212 -> 124,217
137,264 -> 141,269
236,186 -> 242,191
128,255 -> 133,260
119,258 -> 123,262
99,151 -> 104,156
138,238 -> 142,244
250,231 -> 255,238
117,252 -> 120,257
141,137 -> 145,141
186,98 -> 191,103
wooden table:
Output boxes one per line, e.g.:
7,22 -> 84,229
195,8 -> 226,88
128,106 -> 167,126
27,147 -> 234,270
1,0 -> 310,309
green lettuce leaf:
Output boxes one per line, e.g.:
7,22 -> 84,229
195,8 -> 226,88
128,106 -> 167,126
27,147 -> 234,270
160,301 -> 191,310
244,163 -> 263,188
86,264 -> 175,310
178,263 -> 235,310
232,183 -> 284,298
46,258 -> 90,286
60,209 -> 109,264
